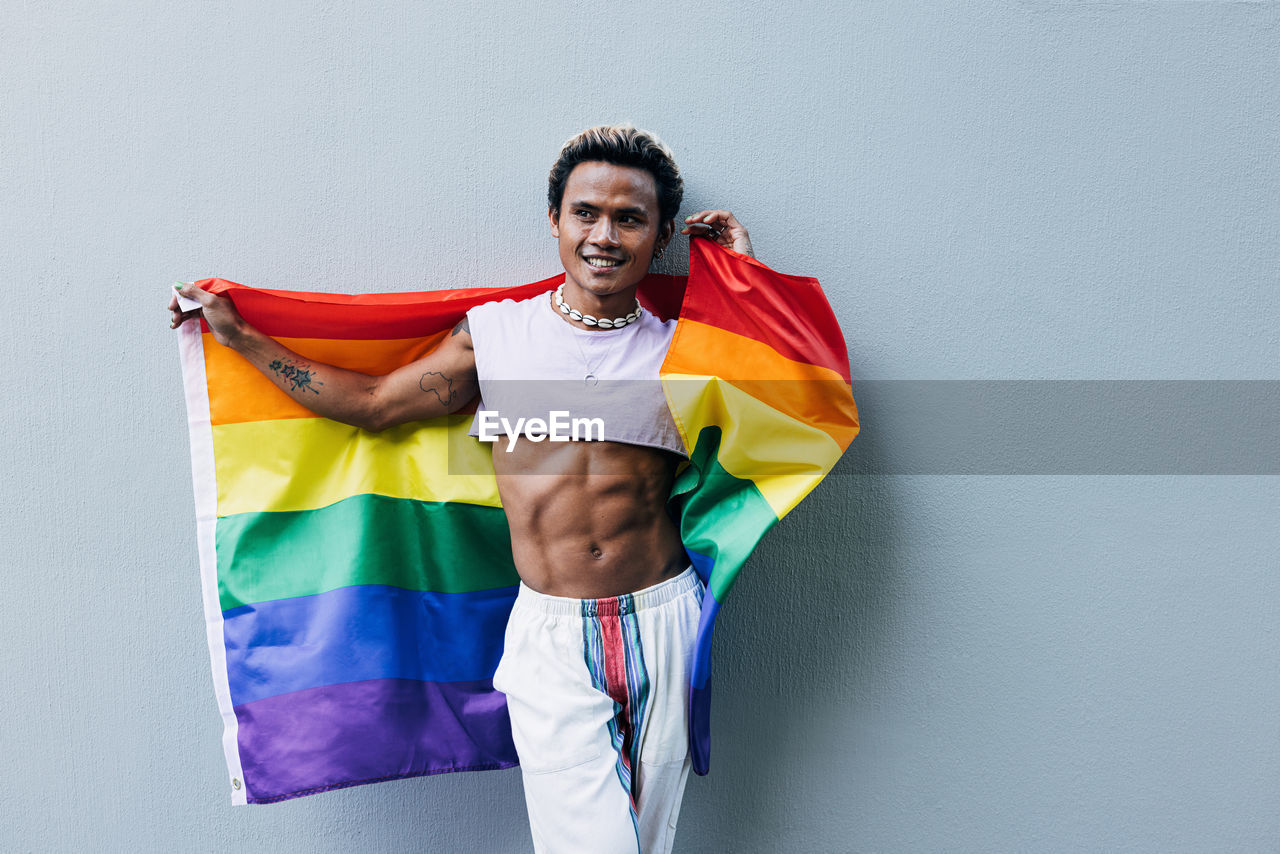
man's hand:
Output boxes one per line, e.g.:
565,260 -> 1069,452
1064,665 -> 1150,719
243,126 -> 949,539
168,280 -> 478,432
169,282 -> 246,348
681,210 -> 754,258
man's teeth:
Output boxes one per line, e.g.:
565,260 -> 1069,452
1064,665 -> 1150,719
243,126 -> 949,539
587,258 -> 620,267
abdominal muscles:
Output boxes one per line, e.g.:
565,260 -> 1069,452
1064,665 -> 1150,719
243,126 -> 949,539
491,439 -> 688,598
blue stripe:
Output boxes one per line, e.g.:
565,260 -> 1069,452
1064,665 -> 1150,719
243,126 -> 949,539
685,548 -> 715,585
619,601 -> 649,808
689,588 -> 719,776
223,583 -> 518,706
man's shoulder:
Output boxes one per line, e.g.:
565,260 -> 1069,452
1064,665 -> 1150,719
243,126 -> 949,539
468,292 -> 546,321
466,292 -> 553,354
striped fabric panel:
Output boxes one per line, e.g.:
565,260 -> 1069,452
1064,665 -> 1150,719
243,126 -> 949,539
581,594 -> 649,823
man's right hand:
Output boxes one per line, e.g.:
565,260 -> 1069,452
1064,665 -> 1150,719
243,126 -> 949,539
169,282 -> 246,348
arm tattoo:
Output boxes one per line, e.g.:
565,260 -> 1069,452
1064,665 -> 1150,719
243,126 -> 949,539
267,358 -> 323,394
451,316 -> 470,337
418,370 -> 456,406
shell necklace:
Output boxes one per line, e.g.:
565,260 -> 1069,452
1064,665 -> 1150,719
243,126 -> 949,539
553,283 -> 642,329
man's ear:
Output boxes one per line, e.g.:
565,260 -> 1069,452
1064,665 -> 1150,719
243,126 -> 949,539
658,218 -> 675,252
548,207 -> 560,238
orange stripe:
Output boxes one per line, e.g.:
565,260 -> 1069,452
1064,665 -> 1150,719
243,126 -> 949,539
204,332 -> 448,426
663,320 -> 859,447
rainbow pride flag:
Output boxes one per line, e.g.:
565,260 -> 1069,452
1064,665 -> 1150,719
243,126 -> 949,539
177,238 -> 857,803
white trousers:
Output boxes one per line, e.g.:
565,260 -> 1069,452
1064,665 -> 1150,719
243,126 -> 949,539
493,567 -> 703,854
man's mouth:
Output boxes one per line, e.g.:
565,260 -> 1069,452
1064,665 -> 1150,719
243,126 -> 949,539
585,256 -> 623,269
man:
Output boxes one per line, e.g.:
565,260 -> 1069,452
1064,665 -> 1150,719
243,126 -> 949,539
170,125 -> 753,853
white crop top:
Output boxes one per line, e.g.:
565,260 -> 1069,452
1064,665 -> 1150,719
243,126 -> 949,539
465,292 -> 686,456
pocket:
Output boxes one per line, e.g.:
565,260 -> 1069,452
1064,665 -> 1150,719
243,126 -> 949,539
497,614 -> 607,774
632,594 -> 701,766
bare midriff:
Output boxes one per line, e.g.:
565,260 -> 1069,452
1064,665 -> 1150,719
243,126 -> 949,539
490,438 -> 688,599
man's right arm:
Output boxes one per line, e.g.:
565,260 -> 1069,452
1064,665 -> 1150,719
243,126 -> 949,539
170,283 -> 478,432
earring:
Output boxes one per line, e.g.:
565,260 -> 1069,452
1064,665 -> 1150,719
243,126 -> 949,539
655,246 -> 666,260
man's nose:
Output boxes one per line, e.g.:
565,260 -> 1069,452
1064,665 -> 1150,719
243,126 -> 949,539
588,217 -> 620,246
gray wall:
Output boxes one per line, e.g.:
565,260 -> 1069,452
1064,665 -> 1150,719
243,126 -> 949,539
4,2 -> 1277,852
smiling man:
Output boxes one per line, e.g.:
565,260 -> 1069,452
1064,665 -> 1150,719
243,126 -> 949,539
171,125 -> 753,854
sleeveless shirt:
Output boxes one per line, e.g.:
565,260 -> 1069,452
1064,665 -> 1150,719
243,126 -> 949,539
465,292 -> 685,456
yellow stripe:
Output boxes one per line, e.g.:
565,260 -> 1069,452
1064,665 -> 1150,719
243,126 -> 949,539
664,373 -> 846,518
212,416 -> 501,517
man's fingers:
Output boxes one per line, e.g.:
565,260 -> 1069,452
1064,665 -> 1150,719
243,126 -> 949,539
684,221 -> 720,235
175,281 -> 214,308
170,308 -> 202,329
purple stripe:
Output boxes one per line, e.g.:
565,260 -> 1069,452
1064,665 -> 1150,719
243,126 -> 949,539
235,678 -> 518,803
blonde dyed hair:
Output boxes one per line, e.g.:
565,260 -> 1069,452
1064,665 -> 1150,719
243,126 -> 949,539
547,124 -> 684,223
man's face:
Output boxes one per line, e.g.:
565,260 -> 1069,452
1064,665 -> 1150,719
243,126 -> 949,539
549,161 -> 673,303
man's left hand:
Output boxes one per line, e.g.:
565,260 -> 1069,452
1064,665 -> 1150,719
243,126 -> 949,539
681,210 -> 754,258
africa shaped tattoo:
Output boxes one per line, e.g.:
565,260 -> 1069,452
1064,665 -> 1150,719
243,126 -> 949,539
419,370 -> 456,406
268,358 -> 323,394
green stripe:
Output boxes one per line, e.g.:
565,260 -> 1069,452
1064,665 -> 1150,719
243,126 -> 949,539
216,494 -> 517,611
669,426 -> 779,602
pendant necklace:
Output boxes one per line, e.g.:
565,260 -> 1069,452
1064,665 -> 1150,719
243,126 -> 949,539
569,323 -> 618,387
554,287 -> 636,387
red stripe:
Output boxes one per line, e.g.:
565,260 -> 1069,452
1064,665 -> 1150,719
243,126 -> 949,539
679,238 -> 852,383
597,608 -> 629,710
192,273 -> 687,340
194,277 -> 556,339
635,274 -> 686,323
594,601 -> 640,808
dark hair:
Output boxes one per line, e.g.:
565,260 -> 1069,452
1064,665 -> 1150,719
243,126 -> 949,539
548,124 -> 684,223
